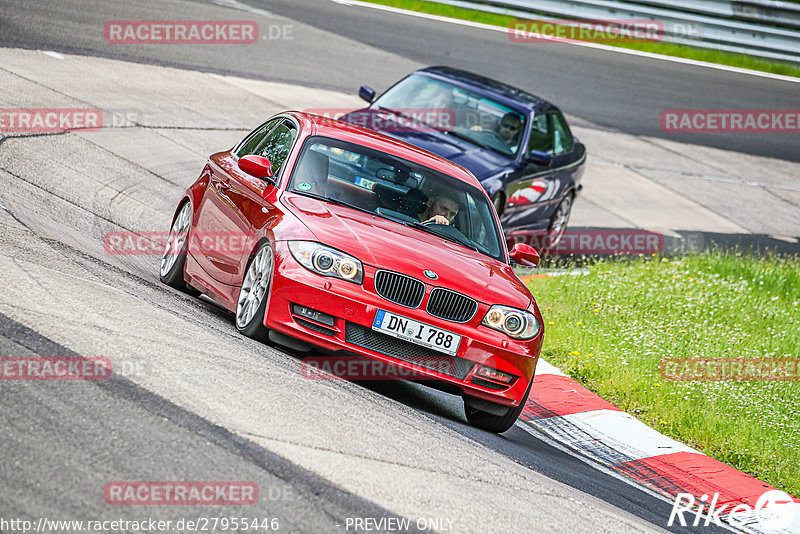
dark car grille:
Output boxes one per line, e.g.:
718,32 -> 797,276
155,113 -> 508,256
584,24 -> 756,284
374,270 -> 425,308
344,322 -> 475,380
471,377 -> 510,390
295,318 -> 336,337
426,288 -> 479,323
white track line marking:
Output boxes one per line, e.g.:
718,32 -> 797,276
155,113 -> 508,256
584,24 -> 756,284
331,0 -> 800,84
555,409 -> 700,460
535,358 -> 569,377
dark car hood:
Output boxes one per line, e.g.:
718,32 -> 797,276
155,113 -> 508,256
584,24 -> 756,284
341,109 -> 513,181
281,193 -> 531,309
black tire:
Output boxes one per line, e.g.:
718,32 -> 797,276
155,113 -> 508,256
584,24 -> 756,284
491,191 -> 505,216
159,201 -> 200,296
464,378 -> 533,433
235,242 -> 273,341
547,192 -> 574,248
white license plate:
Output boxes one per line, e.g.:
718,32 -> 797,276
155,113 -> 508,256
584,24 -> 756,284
372,309 -> 461,356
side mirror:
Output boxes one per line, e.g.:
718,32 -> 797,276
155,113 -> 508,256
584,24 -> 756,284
527,150 -> 553,167
359,85 -> 376,104
509,242 -> 541,267
239,155 -> 274,179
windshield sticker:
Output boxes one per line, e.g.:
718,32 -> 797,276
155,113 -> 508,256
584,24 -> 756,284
297,182 -> 311,191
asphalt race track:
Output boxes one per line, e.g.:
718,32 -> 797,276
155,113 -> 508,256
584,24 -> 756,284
1,0 -> 798,161
0,0 -> 797,532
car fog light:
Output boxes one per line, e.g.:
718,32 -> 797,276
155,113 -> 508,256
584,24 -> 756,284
292,304 -> 335,326
476,365 -> 513,384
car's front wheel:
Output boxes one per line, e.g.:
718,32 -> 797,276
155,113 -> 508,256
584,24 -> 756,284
464,380 -> 532,433
236,242 -> 273,341
160,201 -> 199,296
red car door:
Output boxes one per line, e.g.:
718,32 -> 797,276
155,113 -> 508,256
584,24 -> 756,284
192,118 -> 297,286
191,157 -> 253,285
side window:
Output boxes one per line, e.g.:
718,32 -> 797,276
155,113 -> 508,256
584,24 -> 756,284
527,113 -> 553,154
552,112 -> 574,154
251,120 -> 298,176
236,118 -> 281,158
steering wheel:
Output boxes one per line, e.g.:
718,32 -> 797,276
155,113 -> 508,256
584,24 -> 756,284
483,129 -> 506,143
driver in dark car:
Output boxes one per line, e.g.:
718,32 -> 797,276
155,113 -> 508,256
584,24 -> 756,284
469,112 -> 523,151
497,112 -> 523,146
418,191 -> 460,226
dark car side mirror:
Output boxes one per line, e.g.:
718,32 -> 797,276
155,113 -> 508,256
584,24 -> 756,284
239,155 -> 274,180
509,242 -> 541,267
359,85 -> 376,104
527,150 -> 553,168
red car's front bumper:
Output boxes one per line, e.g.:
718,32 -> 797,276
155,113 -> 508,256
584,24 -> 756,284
264,241 -> 542,407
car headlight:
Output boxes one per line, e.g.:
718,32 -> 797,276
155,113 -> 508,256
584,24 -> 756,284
482,305 -> 540,340
288,241 -> 363,284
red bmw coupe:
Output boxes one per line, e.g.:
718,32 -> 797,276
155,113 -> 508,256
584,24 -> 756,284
160,112 -> 544,432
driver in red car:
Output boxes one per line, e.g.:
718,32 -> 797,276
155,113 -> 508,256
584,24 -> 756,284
418,191 -> 460,226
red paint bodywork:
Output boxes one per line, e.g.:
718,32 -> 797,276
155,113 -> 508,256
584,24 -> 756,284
175,112 -> 544,407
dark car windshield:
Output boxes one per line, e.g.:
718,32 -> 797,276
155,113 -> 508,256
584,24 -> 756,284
374,74 -> 526,158
288,136 -> 505,261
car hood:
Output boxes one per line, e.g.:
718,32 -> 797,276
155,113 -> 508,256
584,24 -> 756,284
342,109 -> 513,181
281,193 -> 531,309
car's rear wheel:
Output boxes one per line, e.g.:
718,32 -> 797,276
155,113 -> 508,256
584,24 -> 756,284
159,201 -> 200,296
464,379 -> 532,433
236,242 -> 273,341
547,192 -> 573,248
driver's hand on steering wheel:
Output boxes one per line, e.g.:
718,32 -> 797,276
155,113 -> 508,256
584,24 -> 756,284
422,215 -> 450,225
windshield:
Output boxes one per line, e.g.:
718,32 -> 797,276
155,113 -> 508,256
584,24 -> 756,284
288,136 -> 505,261
374,74 -> 526,158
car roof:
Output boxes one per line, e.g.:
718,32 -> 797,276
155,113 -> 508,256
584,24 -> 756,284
286,111 -> 485,191
417,66 -> 554,114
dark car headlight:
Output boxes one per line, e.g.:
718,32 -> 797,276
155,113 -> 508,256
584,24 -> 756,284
288,241 -> 363,284
482,305 -> 540,340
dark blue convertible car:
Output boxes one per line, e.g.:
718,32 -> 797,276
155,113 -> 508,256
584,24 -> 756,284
342,66 -> 585,245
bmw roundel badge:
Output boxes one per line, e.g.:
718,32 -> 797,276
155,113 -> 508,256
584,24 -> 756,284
423,270 -> 438,280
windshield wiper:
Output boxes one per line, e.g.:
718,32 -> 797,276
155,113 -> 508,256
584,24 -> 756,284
444,128 -> 492,151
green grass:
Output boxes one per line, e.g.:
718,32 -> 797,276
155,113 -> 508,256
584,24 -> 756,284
363,0 -> 800,78
524,251 -> 800,496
